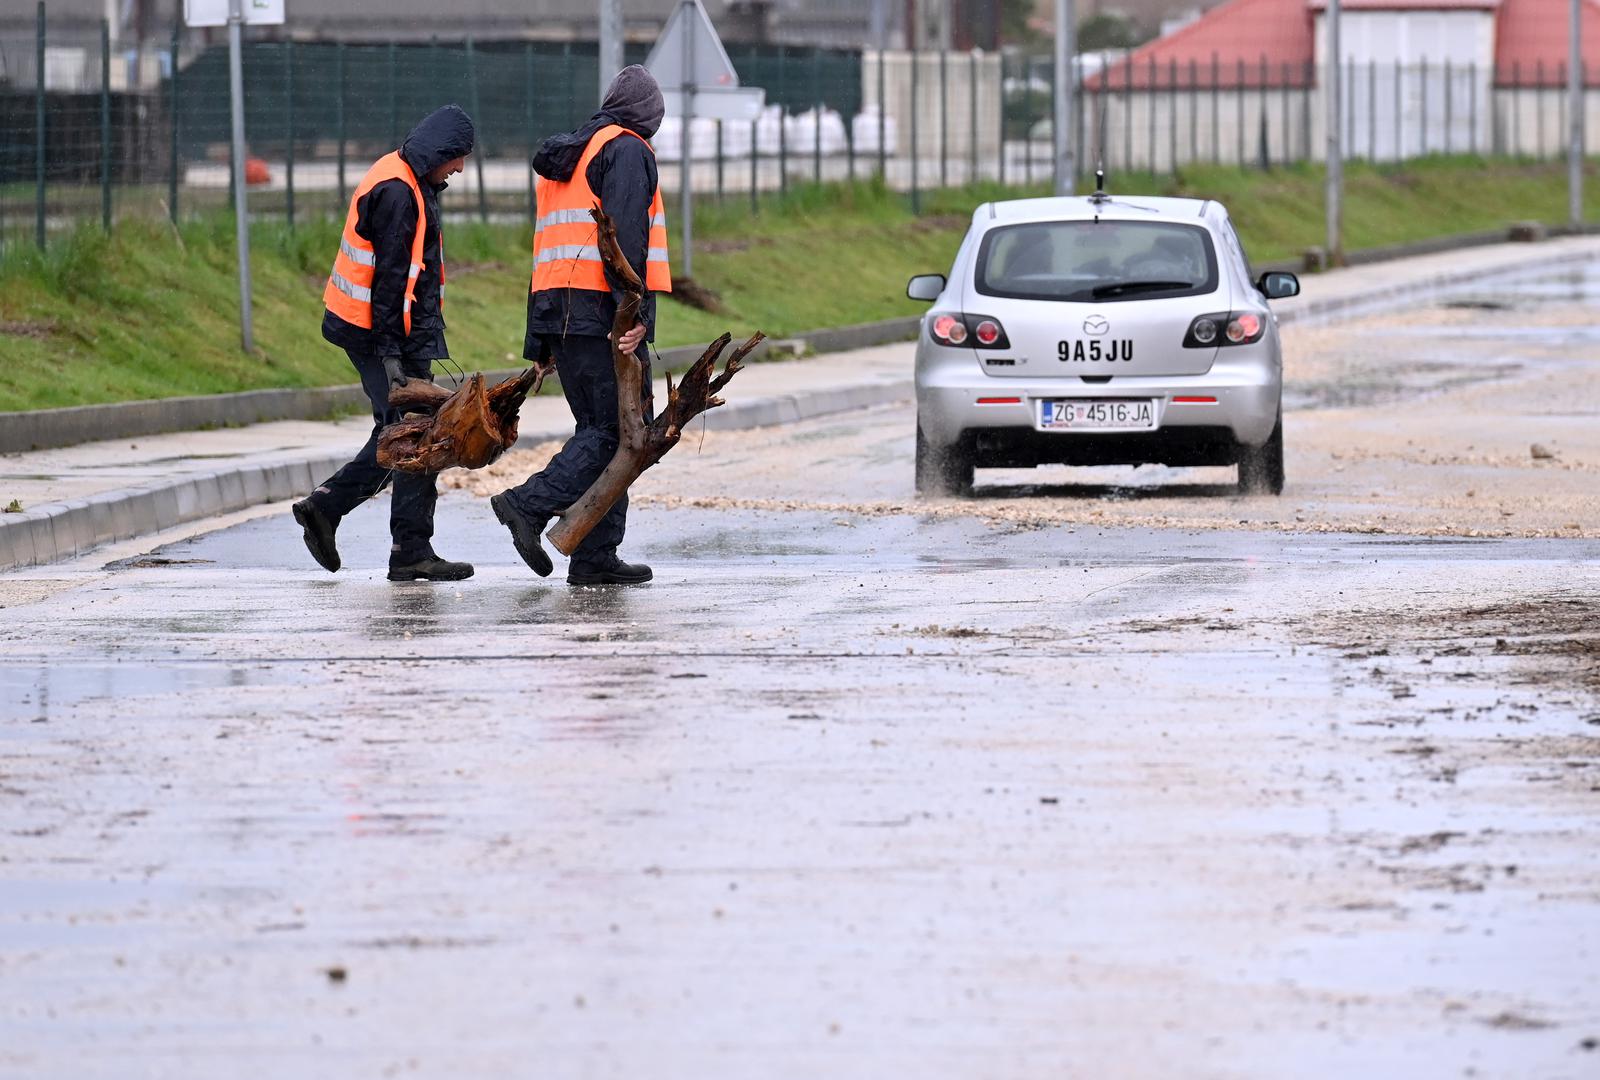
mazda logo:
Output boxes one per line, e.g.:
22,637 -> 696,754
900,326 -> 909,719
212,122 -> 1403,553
1083,315 -> 1109,336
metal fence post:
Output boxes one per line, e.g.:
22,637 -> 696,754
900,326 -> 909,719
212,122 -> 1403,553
1559,64 -> 1570,165
813,48 -> 823,184
1023,55 -> 1035,184
1283,62 -> 1293,162
877,48 -> 887,180
716,121 -> 725,201
778,44 -> 788,197
1345,58 -> 1354,151
170,19 -> 180,223
1444,59 -> 1453,153
1189,59 -> 1199,165
1123,53 -> 1133,173
35,0 -> 46,250
1211,53 -> 1220,164
1169,59 -> 1178,173
1303,60 -> 1315,161
1254,56 -> 1267,168
910,44 -> 920,211
939,48 -> 948,188
1537,60 -> 1546,158
525,41 -> 536,228
336,42 -> 347,205
970,50 -> 980,184
466,38 -> 488,223
1367,59 -> 1376,160
1512,62 -> 1521,156
749,45 -> 759,214
1235,59 -> 1245,165
285,40 -> 295,230
101,18 -> 112,231
1394,58 -> 1403,160
1147,56 -> 1157,172
1470,61 -> 1478,155
1427,56 -> 1440,155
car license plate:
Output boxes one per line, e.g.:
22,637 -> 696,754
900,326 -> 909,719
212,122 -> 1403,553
1037,399 -> 1156,431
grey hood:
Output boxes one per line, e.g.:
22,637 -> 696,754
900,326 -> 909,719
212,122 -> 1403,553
400,105 -> 475,186
533,65 -> 665,182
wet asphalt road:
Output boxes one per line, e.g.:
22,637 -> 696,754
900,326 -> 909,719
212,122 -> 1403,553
2,496 -> 1598,1078
5,260 -> 1600,1077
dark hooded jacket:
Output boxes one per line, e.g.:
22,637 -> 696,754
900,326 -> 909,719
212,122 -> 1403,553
323,105 -> 475,361
525,66 -> 665,358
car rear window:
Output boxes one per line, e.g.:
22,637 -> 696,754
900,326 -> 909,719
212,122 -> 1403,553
974,220 -> 1219,303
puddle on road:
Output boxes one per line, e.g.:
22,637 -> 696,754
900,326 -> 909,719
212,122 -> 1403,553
0,663 -> 286,723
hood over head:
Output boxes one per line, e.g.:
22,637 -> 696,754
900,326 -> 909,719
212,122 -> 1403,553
401,105 -> 475,186
533,65 -> 665,182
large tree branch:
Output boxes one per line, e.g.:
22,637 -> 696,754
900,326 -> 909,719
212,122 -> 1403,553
546,206 -> 763,556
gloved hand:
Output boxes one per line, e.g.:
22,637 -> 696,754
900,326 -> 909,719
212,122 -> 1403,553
382,355 -> 408,390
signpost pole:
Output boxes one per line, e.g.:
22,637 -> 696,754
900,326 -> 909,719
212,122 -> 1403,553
600,0 -> 623,105
1325,0 -> 1343,266
681,2 -> 695,279
227,0 -> 253,351
1053,0 -> 1075,195
1570,0 -> 1583,226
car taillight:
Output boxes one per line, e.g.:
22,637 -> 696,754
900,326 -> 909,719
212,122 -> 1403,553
1185,311 -> 1266,348
930,313 -> 968,346
974,319 -> 1003,346
1227,313 -> 1262,343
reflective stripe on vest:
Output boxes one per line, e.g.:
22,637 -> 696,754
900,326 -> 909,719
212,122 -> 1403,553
323,150 -> 434,334
530,125 -> 672,295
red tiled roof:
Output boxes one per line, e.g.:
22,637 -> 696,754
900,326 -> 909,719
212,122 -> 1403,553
1088,0 -> 1600,90
1494,0 -> 1600,85
1085,0 -> 1315,90
1307,0 -> 1499,9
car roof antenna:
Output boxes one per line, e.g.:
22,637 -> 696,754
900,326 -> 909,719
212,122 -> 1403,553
1089,159 -> 1110,221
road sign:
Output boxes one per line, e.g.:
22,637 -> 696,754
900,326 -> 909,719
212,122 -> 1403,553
645,0 -> 766,277
645,0 -> 740,89
184,0 -> 283,27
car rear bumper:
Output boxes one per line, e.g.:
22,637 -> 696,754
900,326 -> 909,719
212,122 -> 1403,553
916,346 -> 1281,453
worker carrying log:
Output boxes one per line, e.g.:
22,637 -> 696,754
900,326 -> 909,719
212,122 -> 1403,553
489,65 -> 673,586
292,105 -> 477,582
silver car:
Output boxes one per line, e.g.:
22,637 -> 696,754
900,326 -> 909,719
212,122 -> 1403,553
908,190 -> 1300,496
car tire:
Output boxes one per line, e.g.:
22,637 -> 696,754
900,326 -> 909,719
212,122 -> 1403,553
915,424 -> 975,497
1237,411 -> 1285,495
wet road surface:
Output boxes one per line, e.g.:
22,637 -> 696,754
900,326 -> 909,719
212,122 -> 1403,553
2,500 -> 1598,1078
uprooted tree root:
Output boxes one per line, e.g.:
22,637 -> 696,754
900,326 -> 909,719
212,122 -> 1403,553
545,206 -> 763,556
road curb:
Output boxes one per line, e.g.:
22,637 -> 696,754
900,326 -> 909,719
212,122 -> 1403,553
1272,243 -> 1598,327
1,452 -> 347,573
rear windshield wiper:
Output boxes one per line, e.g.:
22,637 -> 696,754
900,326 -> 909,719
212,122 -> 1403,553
1091,280 -> 1193,298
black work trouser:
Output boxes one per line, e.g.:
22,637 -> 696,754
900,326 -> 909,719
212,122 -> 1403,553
307,348 -> 438,564
504,333 -> 651,566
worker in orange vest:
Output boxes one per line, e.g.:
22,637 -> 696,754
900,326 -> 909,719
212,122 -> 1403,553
293,105 -> 476,582
490,66 -> 670,586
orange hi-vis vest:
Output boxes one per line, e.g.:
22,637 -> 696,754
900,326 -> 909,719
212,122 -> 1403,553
324,151 -> 441,335
531,125 -> 672,295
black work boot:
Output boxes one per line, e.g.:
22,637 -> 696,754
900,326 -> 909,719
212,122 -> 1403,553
387,554 -> 475,582
292,498 -> 340,573
490,491 -> 553,577
567,554 -> 652,586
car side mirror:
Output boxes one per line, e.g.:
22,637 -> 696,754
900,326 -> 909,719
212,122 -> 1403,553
907,274 -> 946,302
1257,271 -> 1300,300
